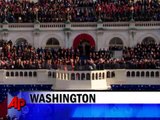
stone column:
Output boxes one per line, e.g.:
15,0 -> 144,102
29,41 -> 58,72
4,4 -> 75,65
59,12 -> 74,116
129,30 -> 136,47
64,31 -> 71,48
33,22 -> 40,48
96,21 -> 104,50
129,21 -> 136,47
2,21 -> 9,41
64,21 -> 71,48
33,30 -> 40,48
96,30 -> 104,50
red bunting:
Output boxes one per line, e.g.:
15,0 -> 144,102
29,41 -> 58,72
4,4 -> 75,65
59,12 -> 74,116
73,33 -> 95,49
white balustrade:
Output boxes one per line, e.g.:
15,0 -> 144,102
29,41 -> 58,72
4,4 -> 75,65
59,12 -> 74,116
0,21 -> 160,31
0,69 -> 159,90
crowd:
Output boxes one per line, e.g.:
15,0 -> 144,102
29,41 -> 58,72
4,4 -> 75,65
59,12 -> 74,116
0,40 -> 159,70
0,0 -> 160,23
123,42 -> 160,69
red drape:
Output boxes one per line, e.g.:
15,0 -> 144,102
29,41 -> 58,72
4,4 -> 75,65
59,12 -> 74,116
73,33 -> 95,49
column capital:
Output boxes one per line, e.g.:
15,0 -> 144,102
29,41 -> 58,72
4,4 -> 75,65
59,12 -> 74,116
34,21 -> 40,32
128,29 -> 136,35
2,21 -> 9,34
33,29 -> 40,35
2,30 -> 9,36
97,21 -> 103,31
64,30 -> 71,34
96,29 -> 104,35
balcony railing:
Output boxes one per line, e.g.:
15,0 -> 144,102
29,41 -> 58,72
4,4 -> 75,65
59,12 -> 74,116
1,21 -> 160,31
0,69 -> 159,90
1,69 -> 159,80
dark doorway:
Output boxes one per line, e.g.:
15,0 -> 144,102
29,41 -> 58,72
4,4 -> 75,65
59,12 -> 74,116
142,37 -> 155,45
78,40 -> 90,56
46,38 -> 60,48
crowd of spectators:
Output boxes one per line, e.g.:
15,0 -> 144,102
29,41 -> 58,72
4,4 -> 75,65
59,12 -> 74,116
0,0 -> 160,23
123,42 -> 160,69
0,40 -> 159,70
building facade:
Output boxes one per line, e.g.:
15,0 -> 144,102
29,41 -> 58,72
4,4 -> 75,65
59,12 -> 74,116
0,21 -> 160,51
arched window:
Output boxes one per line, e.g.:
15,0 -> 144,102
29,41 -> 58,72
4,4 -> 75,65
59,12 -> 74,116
71,73 -> 75,80
96,73 -> 98,80
127,71 -> 130,77
15,72 -> 19,77
53,72 -> 56,78
11,72 -> 14,77
16,38 -> 28,46
109,37 -> 123,50
24,72 -> 28,77
76,73 -> 80,80
20,72 -> 23,77
48,71 -> 51,77
146,71 -> 150,77
33,71 -> 37,77
111,72 -> 115,78
142,37 -> 155,44
141,71 -> 145,77
99,73 -> 101,79
107,71 -> 110,78
46,38 -> 60,48
131,71 -> 135,77
156,71 -> 159,77
81,73 -> 85,80
151,71 -> 154,77
102,73 -> 105,79
29,72 -> 32,77
67,73 -> 69,80
136,71 -> 140,77
86,73 -> 90,80
92,73 -> 95,80
6,72 -> 9,77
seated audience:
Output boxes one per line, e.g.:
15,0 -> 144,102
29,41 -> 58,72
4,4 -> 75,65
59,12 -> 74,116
0,40 -> 159,70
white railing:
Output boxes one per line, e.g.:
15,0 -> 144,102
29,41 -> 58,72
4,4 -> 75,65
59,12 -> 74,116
103,22 -> 129,27
1,21 -> 160,31
135,21 -> 160,27
0,69 -> 159,81
71,22 -> 97,27
40,23 -> 65,28
8,23 -> 34,28
0,69 -> 159,90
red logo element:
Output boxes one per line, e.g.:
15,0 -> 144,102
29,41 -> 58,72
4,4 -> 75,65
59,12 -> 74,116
8,97 -> 26,111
